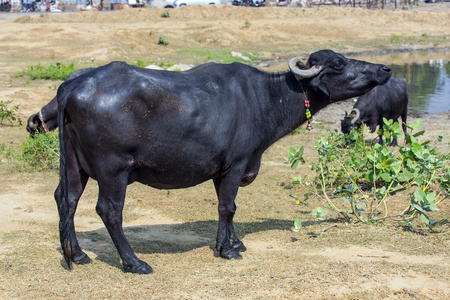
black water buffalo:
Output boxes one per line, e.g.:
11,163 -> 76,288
56,50 -> 391,274
341,77 -> 408,146
26,68 -> 94,136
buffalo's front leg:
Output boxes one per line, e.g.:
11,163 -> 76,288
96,173 -> 153,274
213,175 -> 246,259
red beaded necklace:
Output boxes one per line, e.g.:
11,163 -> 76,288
298,81 -> 313,131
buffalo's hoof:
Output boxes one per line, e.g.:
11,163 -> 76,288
232,240 -> 247,252
123,260 -> 153,274
221,248 -> 242,259
214,246 -> 242,259
73,252 -> 92,265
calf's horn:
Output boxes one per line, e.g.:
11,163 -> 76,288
350,108 -> 360,124
28,115 -> 39,129
28,120 -> 38,129
289,56 -> 323,79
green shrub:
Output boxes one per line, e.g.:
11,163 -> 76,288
136,59 -> 147,68
288,119 -> 449,228
161,10 -> 170,18
158,35 -> 169,46
14,58 -> 96,81
0,100 -> 22,126
390,34 -> 402,43
4,132 -> 60,171
15,62 -> 77,80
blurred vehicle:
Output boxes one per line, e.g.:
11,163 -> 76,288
50,2 -> 62,11
173,0 -> 220,7
150,0 -> 175,7
231,0 -> 264,6
128,0 -> 144,7
21,0 -> 38,12
276,0 -> 289,6
0,0 -> 12,12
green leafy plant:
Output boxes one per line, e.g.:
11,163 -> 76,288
293,218 -> 302,231
3,132 -> 59,171
136,59 -> 147,68
78,57 -> 96,67
286,146 -> 305,170
15,62 -> 76,80
161,10 -> 170,18
376,118 -> 403,146
390,34 -> 402,43
0,100 -> 22,126
158,34 -> 169,46
288,118 -> 449,228
312,207 -> 328,220
15,59 -> 96,81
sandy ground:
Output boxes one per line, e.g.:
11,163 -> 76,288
0,3 -> 450,299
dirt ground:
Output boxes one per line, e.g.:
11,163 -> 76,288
0,3 -> 450,299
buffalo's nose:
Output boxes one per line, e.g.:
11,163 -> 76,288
382,65 -> 392,74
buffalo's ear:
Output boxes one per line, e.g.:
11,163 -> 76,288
309,76 -> 331,101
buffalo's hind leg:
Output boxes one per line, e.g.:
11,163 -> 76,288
95,172 -> 153,274
55,141 -> 91,266
213,174 -> 246,260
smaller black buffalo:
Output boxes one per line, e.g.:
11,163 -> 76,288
341,77 -> 408,146
56,50 -> 391,274
26,68 -> 94,136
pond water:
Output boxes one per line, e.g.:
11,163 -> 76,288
389,58 -> 450,114
257,50 -> 450,115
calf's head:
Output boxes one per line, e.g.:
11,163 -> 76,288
341,108 -> 362,134
289,49 -> 391,102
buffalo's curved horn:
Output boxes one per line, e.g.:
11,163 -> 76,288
28,119 -> 38,129
27,114 -> 39,129
344,111 -> 348,118
289,56 -> 323,79
350,108 -> 360,124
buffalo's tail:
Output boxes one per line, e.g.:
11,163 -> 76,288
56,83 -> 73,270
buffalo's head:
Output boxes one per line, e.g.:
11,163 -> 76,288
289,50 -> 391,103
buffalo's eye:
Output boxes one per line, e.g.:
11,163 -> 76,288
334,60 -> 344,70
